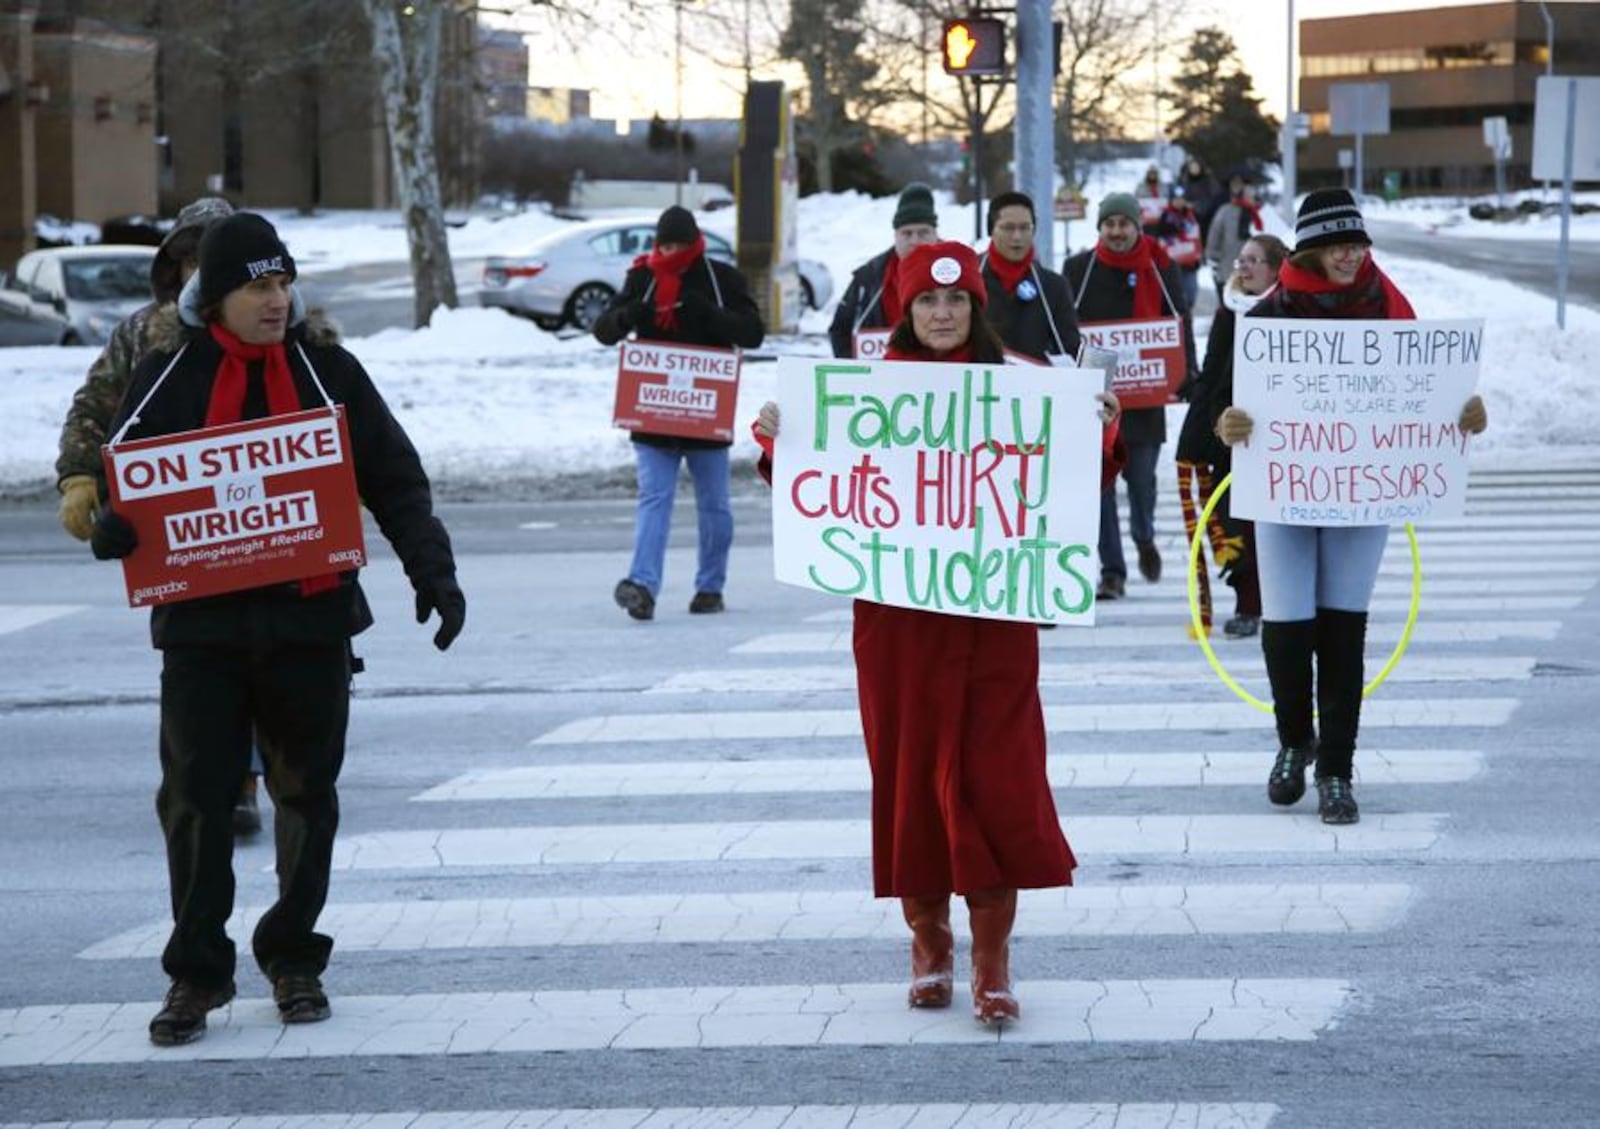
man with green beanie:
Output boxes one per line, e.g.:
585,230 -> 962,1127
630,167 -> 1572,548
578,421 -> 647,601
827,182 -> 940,357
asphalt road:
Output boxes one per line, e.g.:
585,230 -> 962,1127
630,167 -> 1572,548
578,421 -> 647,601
1366,219 -> 1600,310
2,468 -> 1600,1126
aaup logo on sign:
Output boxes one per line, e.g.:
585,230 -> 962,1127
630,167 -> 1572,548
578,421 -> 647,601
246,256 -> 285,280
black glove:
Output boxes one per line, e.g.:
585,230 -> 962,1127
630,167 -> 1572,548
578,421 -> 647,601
619,300 -> 650,331
90,508 -> 138,560
679,290 -> 716,319
414,575 -> 465,651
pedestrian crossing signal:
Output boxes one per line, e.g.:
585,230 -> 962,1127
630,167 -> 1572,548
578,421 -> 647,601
942,18 -> 1006,76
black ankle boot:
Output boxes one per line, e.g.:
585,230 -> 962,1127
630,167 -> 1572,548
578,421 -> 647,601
1314,608 -> 1368,824
1261,619 -> 1316,805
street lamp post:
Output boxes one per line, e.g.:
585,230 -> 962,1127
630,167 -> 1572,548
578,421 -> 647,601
1282,0 -> 1297,223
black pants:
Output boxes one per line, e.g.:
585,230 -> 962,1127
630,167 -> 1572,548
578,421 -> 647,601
157,642 -> 350,989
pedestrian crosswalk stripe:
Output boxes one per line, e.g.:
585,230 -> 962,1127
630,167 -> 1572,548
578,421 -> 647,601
649,655 -> 1533,693
328,814 -> 1445,871
736,622 -> 1557,653
418,749 -> 1479,803
76,883 -> 1415,961
0,978 -> 1352,1065
0,605 -> 84,637
1098,594 -> 1580,617
531,698 -> 1515,746
1,1104 -> 1283,1129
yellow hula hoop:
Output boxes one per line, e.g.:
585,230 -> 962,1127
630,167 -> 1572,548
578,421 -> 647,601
1186,473 -> 1422,712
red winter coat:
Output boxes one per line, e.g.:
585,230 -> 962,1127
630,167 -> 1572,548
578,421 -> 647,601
754,345 -> 1123,897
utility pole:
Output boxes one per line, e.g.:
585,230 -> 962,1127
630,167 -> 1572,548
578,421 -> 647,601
675,0 -> 684,205
1014,0 -> 1053,265
1282,0 -> 1297,223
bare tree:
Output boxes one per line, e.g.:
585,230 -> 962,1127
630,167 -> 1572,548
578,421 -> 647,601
361,0 -> 458,328
1054,0 -> 1163,185
778,0 -> 881,192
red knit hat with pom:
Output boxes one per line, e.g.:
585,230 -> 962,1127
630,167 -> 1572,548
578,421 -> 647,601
897,241 -> 988,310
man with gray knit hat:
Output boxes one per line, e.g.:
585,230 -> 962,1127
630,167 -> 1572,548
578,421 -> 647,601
827,182 -> 940,357
1064,192 -> 1196,601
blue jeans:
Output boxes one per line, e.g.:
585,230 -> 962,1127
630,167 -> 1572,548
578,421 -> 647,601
1255,522 -> 1389,621
1098,442 -> 1161,579
628,443 -> 733,598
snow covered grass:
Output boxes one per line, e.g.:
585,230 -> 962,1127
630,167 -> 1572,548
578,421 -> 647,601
1363,188 -> 1600,243
3,190 -> 1595,500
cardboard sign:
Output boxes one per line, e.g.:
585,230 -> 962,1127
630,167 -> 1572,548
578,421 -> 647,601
1230,317 -> 1484,526
103,408 -> 366,608
612,340 -> 742,442
769,357 -> 1103,625
1077,318 -> 1186,409
852,329 -> 892,361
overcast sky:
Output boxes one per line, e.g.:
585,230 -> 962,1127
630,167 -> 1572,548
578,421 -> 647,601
494,0 -> 1520,129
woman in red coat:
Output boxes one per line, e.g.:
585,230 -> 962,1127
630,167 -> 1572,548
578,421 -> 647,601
755,241 -> 1122,1027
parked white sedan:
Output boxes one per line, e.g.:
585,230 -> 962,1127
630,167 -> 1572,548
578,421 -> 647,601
0,245 -> 155,347
479,218 -> 832,333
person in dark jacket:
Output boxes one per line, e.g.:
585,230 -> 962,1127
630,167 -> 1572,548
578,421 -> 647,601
1064,192 -> 1197,601
979,190 -> 1080,362
593,205 -> 764,621
1214,190 -> 1488,825
1174,233 -> 1287,638
1179,156 -> 1223,239
89,213 -> 465,1047
827,182 -> 939,358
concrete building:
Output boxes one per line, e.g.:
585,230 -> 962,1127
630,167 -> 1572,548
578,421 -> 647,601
480,26 -> 528,118
1299,1 -> 1600,192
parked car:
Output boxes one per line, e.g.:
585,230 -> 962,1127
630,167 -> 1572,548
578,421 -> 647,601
479,218 -> 833,333
0,245 -> 156,347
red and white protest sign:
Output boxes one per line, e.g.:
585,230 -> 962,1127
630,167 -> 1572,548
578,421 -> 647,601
1078,318 -> 1186,409
612,340 -> 742,442
1137,196 -> 1167,223
102,407 -> 366,608
1163,237 -> 1202,268
853,329 -> 892,360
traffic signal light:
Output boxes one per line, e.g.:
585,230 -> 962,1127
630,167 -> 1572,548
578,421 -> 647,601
941,18 -> 1006,77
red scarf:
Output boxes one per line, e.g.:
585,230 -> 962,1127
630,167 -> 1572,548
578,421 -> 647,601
986,248 -> 1034,296
205,323 -> 340,596
1272,255 -> 1416,320
1234,194 -> 1265,234
633,233 -> 707,331
1093,235 -> 1172,318
884,343 -> 975,363
879,249 -> 905,327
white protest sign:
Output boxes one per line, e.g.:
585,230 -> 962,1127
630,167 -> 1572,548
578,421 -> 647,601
1230,317 -> 1483,526
770,357 -> 1103,624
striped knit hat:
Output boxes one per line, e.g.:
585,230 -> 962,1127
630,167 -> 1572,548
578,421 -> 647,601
1294,188 -> 1371,252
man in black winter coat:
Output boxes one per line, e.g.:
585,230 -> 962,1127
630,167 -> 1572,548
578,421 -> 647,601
1064,192 -> 1198,600
980,190 -> 1080,362
90,213 -> 465,1047
827,182 -> 939,358
593,205 -> 764,621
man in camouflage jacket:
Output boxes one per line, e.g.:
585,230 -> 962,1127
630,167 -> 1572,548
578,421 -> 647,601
55,197 -> 235,539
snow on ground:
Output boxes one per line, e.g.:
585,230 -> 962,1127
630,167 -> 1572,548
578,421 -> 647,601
1361,188 -> 1600,243
3,191 -> 1597,499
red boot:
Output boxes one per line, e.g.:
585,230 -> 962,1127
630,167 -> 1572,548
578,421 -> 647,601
901,895 -> 954,1008
967,888 -> 1019,1027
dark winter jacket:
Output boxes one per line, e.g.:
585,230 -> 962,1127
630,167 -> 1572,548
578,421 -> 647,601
106,302 -> 457,650
593,254 -> 765,451
1062,248 -> 1198,447
1176,302 -> 1237,467
979,255 -> 1082,363
827,248 -> 896,358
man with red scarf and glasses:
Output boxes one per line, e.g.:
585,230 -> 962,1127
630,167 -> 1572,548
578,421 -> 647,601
1065,192 -> 1197,601
89,213 -> 465,1047
979,190 -> 1080,363
594,205 -> 764,621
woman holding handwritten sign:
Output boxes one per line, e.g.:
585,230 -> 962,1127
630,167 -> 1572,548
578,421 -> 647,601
1214,190 -> 1488,825
754,242 -> 1122,1028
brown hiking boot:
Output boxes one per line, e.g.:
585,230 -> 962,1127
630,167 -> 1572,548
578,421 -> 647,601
273,972 -> 331,1024
148,979 -> 236,1046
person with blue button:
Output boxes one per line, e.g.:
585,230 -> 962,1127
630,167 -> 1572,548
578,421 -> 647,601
979,191 -> 1080,364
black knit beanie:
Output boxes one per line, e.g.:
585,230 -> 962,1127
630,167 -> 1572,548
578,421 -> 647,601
892,182 -> 938,230
197,213 -> 295,310
656,205 -> 699,244
986,191 -> 1036,234
1294,188 -> 1372,252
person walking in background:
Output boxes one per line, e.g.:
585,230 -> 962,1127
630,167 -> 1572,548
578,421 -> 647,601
1174,233 -> 1288,638
89,213 -> 465,1046
1134,164 -> 1167,233
1214,190 -> 1488,825
1152,188 -> 1205,312
1205,168 -> 1266,301
53,196 -> 268,837
1065,192 -> 1197,601
1179,156 -> 1223,237
594,205 -> 764,622
827,183 -> 939,358
753,242 -> 1123,1028
978,190 -> 1080,363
